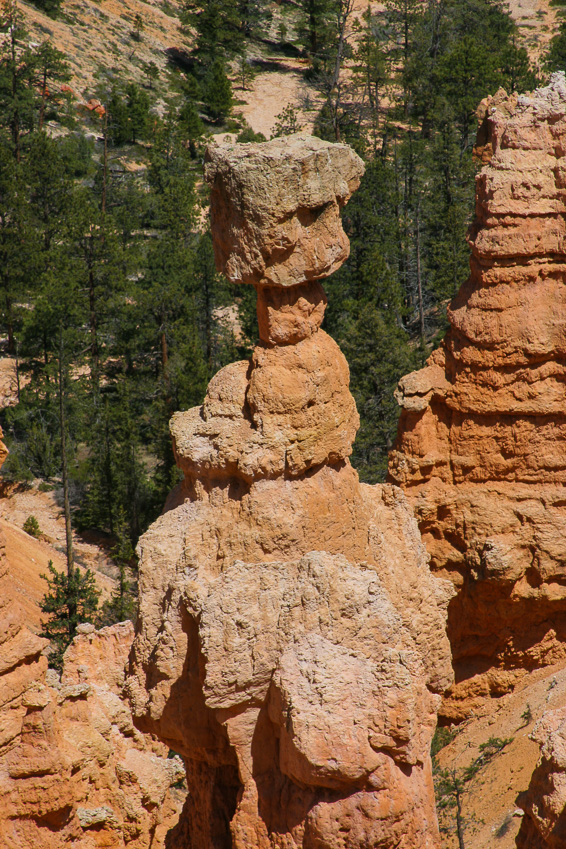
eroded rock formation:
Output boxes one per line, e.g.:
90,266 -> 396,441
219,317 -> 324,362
127,134 -> 453,848
388,72 -> 566,721
0,431 -> 184,848
517,706 -> 566,848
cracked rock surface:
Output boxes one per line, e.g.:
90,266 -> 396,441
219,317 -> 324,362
127,135 -> 453,848
389,73 -> 566,721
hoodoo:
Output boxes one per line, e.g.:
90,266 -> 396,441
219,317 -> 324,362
389,73 -> 566,720
126,134 -> 453,848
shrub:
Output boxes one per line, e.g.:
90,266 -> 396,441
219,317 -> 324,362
23,515 -> 41,538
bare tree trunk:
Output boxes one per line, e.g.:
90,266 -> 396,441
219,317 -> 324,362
453,773 -> 466,849
39,67 -> 47,131
15,337 -> 20,403
161,327 -> 169,371
58,329 -> 74,583
10,22 -> 20,162
327,0 -> 355,141
104,398 -> 114,534
87,237 -> 100,393
102,109 -> 108,216
416,200 -> 425,348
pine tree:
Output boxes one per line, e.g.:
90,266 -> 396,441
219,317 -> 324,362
98,510 -> 138,626
34,42 -> 70,130
40,560 -> 99,670
545,21 -> 566,72
0,1 -> 38,160
202,58 -> 233,122
181,0 -> 243,64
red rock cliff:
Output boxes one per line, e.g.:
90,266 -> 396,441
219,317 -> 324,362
126,134 -> 454,849
389,72 -> 566,721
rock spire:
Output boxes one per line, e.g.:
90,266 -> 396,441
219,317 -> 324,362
389,73 -> 566,720
127,134 -> 453,848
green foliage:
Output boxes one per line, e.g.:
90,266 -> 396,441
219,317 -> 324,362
521,703 -> 533,726
478,736 -> 514,757
98,511 -> 138,626
108,83 -> 151,144
143,61 -> 159,89
434,734 -> 513,845
202,58 -> 233,122
30,0 -> 61,16
181,0 -> 271,62
0,0 -> 543,568
132,13 -> 144,41
431,726 -> 456,758
40,560 -> 100,670
272,104 -> 303,137
23,515 -> 41,538
181,0 -> 244,63
545,20 -> 566,71
237,125 -> 266,142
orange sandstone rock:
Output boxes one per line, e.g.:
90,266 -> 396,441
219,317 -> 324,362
127,136 -> 453,848
389,72 -> 566,721
204,133 -> 364,288
517,706 -> 566,848
0,424 -> 184,849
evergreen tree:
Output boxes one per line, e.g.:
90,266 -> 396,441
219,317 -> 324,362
545,21 -> 566,72
30,0 -> 61,17
202,58 -> 233,122
40,560 -> 99,670
98,510 -> 138,627
181,0 -> 243,63
0,1 -> 38,160
34,42 -> 70,130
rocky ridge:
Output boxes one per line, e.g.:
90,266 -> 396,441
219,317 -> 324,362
0,431 -> 185,849
126,133 -> 453,849
389,72 -> 566,721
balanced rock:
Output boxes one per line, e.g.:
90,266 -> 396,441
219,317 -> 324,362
389,72 -> 566,720
127,135 -> 453,848
204,133 -> 364,289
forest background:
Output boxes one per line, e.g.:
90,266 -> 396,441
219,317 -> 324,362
0,0 -> 563,652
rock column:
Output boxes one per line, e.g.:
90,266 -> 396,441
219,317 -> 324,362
389,73 -> 566,720
127,134 -> 453,849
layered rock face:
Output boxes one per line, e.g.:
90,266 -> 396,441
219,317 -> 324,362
517,706 -> 566,849
127,134 -> 453,849
389,73 -> 566,720
0,432 -> 184,848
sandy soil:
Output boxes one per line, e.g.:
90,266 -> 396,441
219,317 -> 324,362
2,511 -> 115,633
507,0 -> 557,64
436,662 -> 566,848
0,358 -> 28,408
236,58 -> 321,138
19,0 -> 185,99
1,481 -> 116,577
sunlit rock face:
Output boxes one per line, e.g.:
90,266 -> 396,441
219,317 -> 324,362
517,705 -> 566,849
0,428 -> 184,849
127,134 -> 453,849
389,73 -> 566,721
